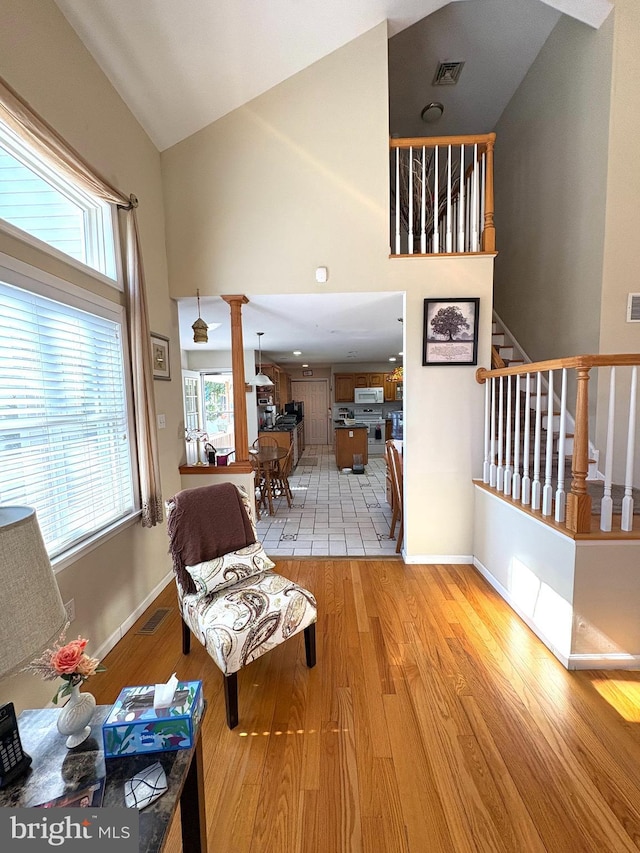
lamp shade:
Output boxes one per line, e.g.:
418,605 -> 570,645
0,507 -> 67,679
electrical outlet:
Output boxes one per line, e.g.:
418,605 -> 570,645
64,598 -> 75,623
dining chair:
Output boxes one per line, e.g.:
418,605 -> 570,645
386,439 -> 403,553
273,442 -> 294,507
166,482 -> 317,729
249,453 -> 266,519
252,435 -> 279,448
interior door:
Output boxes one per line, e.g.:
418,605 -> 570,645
290,380 -> 329,445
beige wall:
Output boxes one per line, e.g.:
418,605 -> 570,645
493,13 -> 613,362
0,0 -> 182,711
162,23 -> 494,560
161,23 -> 390,297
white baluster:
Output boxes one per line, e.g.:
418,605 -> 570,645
489,377 -> 497,488
542,370 -> 554,515
555,368 -> 568,524
512,373 -> 522,501
395,147 -> 401,254
600,367 -> 616,531
446,145 -> 453,252
458,144 -> 465,252
480,151 -> 486,249
522,373 -> 532,505
497,376 -> 504,491
471,143 -> 479,252
408,146 -> 414,255
621,366 -> 637,531
433,145 -> 439,253
483,377 -> 490,483
504,375 -> 513,495
420,146 -> 426,253
531,373 -> 542,510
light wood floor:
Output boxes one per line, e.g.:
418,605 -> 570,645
91,560 -> 640,853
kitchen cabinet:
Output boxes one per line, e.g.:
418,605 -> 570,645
334,426 -> 368,469
354,374 -> 369,388
297,421 -> 305,455
383,373 -> 403,402
385,420 -> 393,441
334,374 -> 355,403
368,372 -> 384,387
258,363 -> 292,408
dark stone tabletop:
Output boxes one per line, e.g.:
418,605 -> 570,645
0,705 -> 204,853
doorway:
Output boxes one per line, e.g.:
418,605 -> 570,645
290,379 -> 329,444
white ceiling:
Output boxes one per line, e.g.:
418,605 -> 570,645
52,0 -> 613,152
51,0 -> 613,365
178,293 -> 405,366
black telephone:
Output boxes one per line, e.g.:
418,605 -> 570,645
0,703 -> 32,788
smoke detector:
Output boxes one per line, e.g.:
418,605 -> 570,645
433,61 -> 465,86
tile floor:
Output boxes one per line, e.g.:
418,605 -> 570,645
256,445 -> 399,557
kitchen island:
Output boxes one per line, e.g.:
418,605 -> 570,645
334,423 -> 368,469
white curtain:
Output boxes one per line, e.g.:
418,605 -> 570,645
0,75 -> 162,526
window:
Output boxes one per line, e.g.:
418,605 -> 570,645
202,373 -> 234,449
182,371 -> 235,461
0,122 -> 117,281
0,268 -> 135,558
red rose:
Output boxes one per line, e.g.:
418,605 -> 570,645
50,638 -> 88,675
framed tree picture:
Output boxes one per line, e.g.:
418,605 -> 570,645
423,298 -> 479,366
150,332 -> 171,380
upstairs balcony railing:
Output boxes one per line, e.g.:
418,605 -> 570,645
476,355 -> 640,535
390,133 -> 496,257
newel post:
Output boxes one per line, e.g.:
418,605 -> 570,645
482,133 -> 496,253
565,365 -> 592,533
221,294 -> 252,473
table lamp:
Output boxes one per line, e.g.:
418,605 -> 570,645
0,506 -> 68,786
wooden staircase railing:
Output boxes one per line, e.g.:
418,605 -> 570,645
476,354 -> 640,534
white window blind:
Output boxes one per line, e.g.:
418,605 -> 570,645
0,278 -> 134,558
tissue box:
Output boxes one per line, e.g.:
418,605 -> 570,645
102,681 -> 203,757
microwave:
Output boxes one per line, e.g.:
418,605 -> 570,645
257,396 -> 273,405
354,387 -> 383,404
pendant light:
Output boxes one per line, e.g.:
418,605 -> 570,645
254,332 -> 273,386
192,290 -> 209,343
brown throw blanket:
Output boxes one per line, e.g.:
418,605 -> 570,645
167,482 -> 256,595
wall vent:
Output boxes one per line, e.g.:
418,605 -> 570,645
627,293 -> 640,322
433,61 -> 465,86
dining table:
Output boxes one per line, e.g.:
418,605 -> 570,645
249,445 -> 288,515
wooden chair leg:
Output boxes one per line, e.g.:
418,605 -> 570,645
182,618 -> 191,655
396,518 -> 403,554
389,504 -> 399,539
304,623 -> 316,668
224,672 -> 239,729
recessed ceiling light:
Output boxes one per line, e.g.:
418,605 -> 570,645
399,351 -> 404,357
389,357 -> 397,362
293,350 -> 302,356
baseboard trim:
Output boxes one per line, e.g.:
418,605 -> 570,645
566,654 -> 640,670
404,554 -> 474,565
93,571 -> 174,663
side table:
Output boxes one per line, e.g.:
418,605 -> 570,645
0,704 -> 207,853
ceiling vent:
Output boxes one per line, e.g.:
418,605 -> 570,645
627,293 -> 640,322
433,61 -> 465,86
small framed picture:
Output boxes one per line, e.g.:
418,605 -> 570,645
302,369 -> 313,376
423,298 -> 479,366
150,332 -> 171,380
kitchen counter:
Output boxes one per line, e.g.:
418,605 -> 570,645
334,422 -> 368,430
260,425 -> 295,432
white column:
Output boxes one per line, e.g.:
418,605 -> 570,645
600,366 -> 615,532
621,366 -> 637,531
512,373 -> 522,501
542,370 -> 554,515
555,368 -> 568,524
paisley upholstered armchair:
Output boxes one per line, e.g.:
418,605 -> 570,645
166,482 -> 317,728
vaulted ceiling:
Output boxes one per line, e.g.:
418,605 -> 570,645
49,0 -> 613,363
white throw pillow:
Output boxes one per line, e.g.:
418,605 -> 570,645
185,542 -> 275,596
